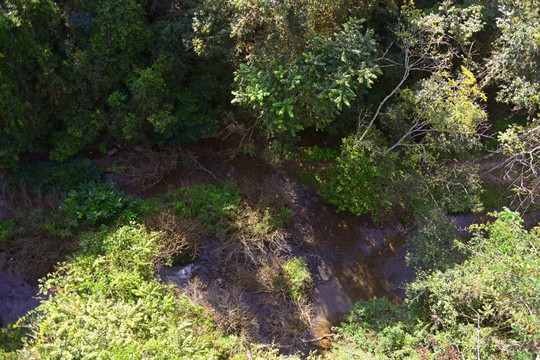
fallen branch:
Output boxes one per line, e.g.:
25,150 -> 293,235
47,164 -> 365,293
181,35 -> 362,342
469,125 -> 540,165
303,333 -> 335,343
253,333 -> 335,350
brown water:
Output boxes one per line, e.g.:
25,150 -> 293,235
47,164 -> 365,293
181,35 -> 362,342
0,253 -> 40,327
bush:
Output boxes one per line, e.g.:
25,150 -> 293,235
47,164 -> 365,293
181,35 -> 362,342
406,208 -> 462,271
283,257 -> 313,300
0,219 -> 15,242
170,183 -> 242,232
16,224 -> 239,359
333,298 -> 421,359
409,209 -> 540,358
60,182 -> 144,227
333,209 -> 540,359
298,146 -> 340,163
319,137 -> 396,217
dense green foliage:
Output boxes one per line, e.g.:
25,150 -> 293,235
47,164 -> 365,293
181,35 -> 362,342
1,0 -> 540,358
233,18 -> 380,139
283,257 -> 313,300
0,219 -> 14,242
60,182 -> 145,227
5,158 -> 102,194
0,0 -> 231,167
320,139 -> 396,217
333,209 -> 540,359
487,0 -> 540,112
171,183 -> 242,232
16,225 -> 240,359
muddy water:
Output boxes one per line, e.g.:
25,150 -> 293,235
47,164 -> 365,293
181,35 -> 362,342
285,187 -> 415,341
0,253 -> 40,327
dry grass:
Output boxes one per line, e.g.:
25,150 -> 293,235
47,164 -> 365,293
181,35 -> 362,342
253,258 -> 289,298
145,209 -> 206,267
235,172 -> 288,218
185,274 -> 313,346
125,147 -> 178,191
186,278 -> 259,343
2,209 -> 78,281
216,203 -> 289,265
3,179 -> 65,211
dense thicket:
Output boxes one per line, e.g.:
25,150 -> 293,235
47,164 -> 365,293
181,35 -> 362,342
1,0 -> 539,358
2,0 -> 538,209
1,0 -> 232,167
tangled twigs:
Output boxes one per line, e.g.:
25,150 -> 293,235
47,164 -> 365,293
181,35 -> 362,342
252,333 -> 335,351
182,152 -> 224,184
126,147 -> 179,190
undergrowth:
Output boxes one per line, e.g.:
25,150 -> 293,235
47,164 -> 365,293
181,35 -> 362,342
60,182 -> 146,227
14,225 -> 239,359
5,158 -> 102,194
283,257 -> 313,301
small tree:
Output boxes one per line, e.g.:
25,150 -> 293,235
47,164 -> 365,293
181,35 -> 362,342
232,18 -> 380,140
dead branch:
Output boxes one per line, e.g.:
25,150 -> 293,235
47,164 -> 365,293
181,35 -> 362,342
126,147 -> 178,190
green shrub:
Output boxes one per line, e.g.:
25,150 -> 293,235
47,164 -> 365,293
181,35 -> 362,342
170,183 -> 242,232
17,224 -> 238,359
406,208 -> 462,271
408,208 -> 540,358
232,18 -> 380,140
0,219 -> 15,242
283,257 -> 313,300
298,146 -> 340,163
319,137 -> 396,217
60,182 -> 144,227
333,298 -> 422,359
428,166 -> 484,214
0,326 -> 28,359
333,209 -> 540,359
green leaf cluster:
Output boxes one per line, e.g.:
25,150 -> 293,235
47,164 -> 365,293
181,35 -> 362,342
333,209 -> 540,359
167,183 -> 243,233
60,182 -> 145,227
0,219 -> 14,242
320,137 -> 396,217
18,224 -> 237,359
283,257 -> 313,300
6,158 -> 102,194
232,18 -> 380,139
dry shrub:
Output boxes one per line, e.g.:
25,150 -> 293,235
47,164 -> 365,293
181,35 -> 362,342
235,172 -> 283,210
4,209 -> 77,281
217,203 -> 289,265
9,236 -> 77,281
126,147 -> 178,190
258,294 -> 313,345
291,295 -> 314,329
145,209 -> 206,266
9,180 -> 64,211
249,258 -> 289,300
186,279 -> 258,342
